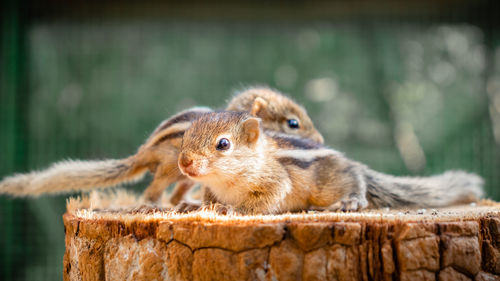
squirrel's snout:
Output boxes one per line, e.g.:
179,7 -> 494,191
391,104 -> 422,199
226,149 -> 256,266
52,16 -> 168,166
178,153 -> 205,178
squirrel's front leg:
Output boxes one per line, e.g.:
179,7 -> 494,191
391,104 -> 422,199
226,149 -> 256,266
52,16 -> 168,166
330,192 -> 368,211
174,186 -> 221,213
142,164 -> 181,203
330,165 -> 369,212
169,180 -> 197,205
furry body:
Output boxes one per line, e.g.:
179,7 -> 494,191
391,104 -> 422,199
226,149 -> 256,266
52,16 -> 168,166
179,112 -> 484,214
0,88 -> 323,203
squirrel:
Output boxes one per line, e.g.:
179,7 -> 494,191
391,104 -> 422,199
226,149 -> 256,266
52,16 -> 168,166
0,87 -> 323,204
178,111 -> 485,214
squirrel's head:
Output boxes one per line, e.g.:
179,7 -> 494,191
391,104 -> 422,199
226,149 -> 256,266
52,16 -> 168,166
226,87 -> 324,144
178,112 -> 263,183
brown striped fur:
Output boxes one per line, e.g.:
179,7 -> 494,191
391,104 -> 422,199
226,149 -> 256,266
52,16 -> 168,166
0,87 -> 324,204
179,112 -> 484,214
0,107 -> 209,199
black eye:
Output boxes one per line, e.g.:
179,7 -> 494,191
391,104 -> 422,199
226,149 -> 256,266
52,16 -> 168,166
287,119 -> 300,129
216,138 -> 231,151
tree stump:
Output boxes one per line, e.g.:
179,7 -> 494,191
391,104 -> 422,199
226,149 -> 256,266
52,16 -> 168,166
63,191 -> 500,281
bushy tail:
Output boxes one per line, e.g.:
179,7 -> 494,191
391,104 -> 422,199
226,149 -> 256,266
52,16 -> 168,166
0,157 -> 148,197
365,169 -> 484,208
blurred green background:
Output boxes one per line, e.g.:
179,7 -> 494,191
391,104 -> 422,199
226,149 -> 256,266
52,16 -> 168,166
1,0 -> 500,280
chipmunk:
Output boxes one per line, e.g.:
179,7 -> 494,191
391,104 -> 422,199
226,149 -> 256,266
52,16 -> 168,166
0,87 -> 323,205
178,111 -> 484,214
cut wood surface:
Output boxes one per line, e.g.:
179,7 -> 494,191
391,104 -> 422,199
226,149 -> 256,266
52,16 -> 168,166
63,190 -> 500,281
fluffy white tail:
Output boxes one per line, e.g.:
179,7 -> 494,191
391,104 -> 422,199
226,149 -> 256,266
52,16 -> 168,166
365,170 -> 484,208
0,158 -> 147,197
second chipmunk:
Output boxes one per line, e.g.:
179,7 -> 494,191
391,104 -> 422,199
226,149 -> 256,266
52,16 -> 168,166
179,111 -> 484,214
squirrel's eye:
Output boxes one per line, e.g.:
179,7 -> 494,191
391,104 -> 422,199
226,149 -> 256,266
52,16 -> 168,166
287,119 -> 300,129
216,138 -> 231,151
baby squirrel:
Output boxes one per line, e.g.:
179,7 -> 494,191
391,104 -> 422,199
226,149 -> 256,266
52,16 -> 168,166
0,87 -> 323,204
179,111 -> 485,214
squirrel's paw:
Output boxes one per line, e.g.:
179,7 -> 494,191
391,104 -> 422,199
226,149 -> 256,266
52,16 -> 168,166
331,195 -> 368,212
174,200 -> 202,213
205,203 -> 238,215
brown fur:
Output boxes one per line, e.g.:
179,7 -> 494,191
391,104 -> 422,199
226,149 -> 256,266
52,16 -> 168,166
0,88 -> 324,204
179,112 -> 485,214
226,87 -> 323,143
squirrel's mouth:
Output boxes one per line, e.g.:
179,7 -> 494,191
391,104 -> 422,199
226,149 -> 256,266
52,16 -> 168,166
179,165 -> 205,178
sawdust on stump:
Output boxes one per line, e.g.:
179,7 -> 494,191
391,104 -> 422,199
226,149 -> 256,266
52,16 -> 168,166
63,191 -> 500,281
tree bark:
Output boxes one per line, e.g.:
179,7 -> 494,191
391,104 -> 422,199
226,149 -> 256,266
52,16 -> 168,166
63,204 -> 500,281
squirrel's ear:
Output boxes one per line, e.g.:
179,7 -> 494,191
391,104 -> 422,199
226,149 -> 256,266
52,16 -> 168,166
242,117 -> 261,145
250,97 -> 268,117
